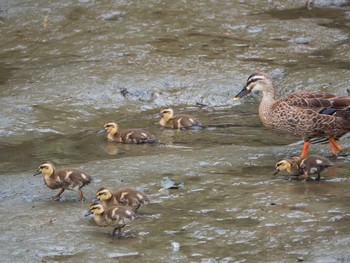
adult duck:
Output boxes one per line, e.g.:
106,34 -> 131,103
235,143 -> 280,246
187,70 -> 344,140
233,72 -> 350,157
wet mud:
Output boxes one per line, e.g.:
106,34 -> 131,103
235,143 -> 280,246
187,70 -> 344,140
0,0 -> 350,262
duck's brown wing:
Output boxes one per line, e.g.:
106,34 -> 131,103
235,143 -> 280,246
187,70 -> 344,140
269,100 -> 350,140
280,91 -> 350,117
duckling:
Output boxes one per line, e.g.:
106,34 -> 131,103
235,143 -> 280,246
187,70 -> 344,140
159,108 -> 201,129
33,161 -> 92,201
274,155 -> 333,181
95,187 -> 150,213
233,72 -> 350,157
104,121 -> 156,144
85,203 -> 136,237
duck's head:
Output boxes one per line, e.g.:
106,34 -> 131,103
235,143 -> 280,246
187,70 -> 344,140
95,187 -> 113,201
273,159 -> 292,175
104,121 -> 119,135
233,72 -> 273,100
160,108 -> 174,121
34,161 -> 54,176
85,203 -> 104,216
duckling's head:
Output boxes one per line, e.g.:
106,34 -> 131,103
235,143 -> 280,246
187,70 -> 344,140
233,72 -> 273,100
273,159 -> 292,175
34,161 -> 55,176
104,121 -> 119,135
160,108 -> 174,121
86,203 -> 105,216
95,187 -> 113,201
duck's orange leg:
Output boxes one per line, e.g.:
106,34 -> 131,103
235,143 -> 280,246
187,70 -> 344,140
301,141 -> 310,158
329,135 -> 342,156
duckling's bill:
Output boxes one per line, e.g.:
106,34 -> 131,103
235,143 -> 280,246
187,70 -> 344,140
273,169 -> 281,176
97,128 -> 106,134
85,210 -> 93,217
33,170 -> 42,176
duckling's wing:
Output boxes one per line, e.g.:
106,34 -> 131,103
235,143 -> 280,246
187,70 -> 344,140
121,129 -> 156,143
62,169 -> 92,188
174,114 -> 201,128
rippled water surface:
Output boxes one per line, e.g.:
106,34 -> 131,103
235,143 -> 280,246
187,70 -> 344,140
1,0 -> 350,262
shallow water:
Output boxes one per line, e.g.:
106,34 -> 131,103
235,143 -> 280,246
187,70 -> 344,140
1,0 -> 350,262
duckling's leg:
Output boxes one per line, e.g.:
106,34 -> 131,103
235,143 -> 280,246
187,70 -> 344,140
112,224 -> 125,238
329,136 -> 342,156
78,190 -> 85,202
297,173 -> 308,181
316,173 -> 321,181
300,141 -> 310,158
53,188 -> 65,201
133,204 -> 141,213
112,227 -> 121,237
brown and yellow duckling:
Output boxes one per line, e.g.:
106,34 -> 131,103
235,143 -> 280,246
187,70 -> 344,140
233,72 -> 350,157
33,161 -> 92,201
104,121 -> 156,144
95,187 -> 150,213
274,155 -> 333,181
85,203 -> 136,237
159,108 -> 201,129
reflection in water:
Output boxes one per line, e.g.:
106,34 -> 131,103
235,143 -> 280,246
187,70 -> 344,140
103,142 -> 120,155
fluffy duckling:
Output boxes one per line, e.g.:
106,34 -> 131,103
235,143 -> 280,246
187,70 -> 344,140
159,108 -> 201,129
274,155 -> 333,181
85,203 -> 136,237
33,161 -> 92,201
104,121 -> 156,144
95,187 -> 150,213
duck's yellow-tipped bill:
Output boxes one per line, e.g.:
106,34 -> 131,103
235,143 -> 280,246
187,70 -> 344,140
232,97 -> 240,101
